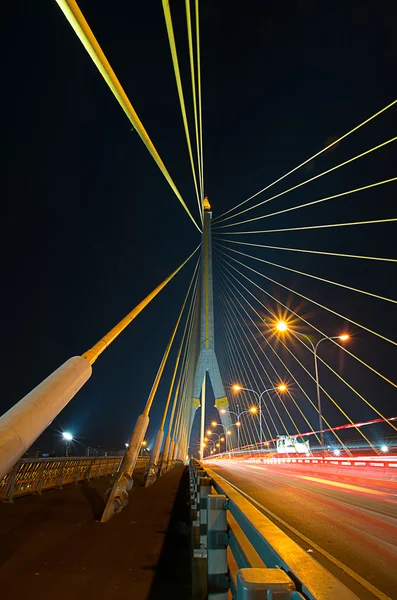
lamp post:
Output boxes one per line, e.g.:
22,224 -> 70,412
62,432 -> 73,457
208,430 -> 226,453
275,321 -> 349,447
232,384 -> 287,448
214,422 -> 239,452
220,407 -> 256,449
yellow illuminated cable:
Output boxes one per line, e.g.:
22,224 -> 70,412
220,301 -> 273,443
82,244 -> 200,364
216,259 -> 349,451
214,177 -> 396,230
160,267 -> 199,430
218,247 -> 397,392
162,0 -> 202,224
167,304 -> 195,446
216,249 -> 397,435
186,0 -> 203,202
218,264 -> 335,447
143,276 -> 195,417
55,0 -> 201,233
220,295 -> 282,439
217,137 -> 397,227
215,282 -> 268,443
305,338 -> 397,435
219,217 -> 397,236
222,245 -> 397,305
221,286 -> 309,444
216,246 -> 397,347
217,254 -> 379,450
213,98 -> 397,222
216,236 -> 397,263
195,0 -> 204,198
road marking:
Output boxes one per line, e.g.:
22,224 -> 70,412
216,472 -> 392,600
295,475 -> 386,496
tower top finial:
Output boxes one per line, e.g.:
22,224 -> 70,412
203,196 -> 211,211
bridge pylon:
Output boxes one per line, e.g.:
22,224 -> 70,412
191,198 -> 233,453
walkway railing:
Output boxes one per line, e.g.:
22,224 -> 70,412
190,459 -> 359,599
0,455 -> 149,502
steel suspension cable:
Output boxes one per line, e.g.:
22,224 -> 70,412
162,279 -> 199,467
216,236 -> 397,263
216,246 -> 397,348
216,317 -> 260,448
218,217 -> 397,236
214,291 -> 261,448
217,297 -> 267,446
195,0 -> 204,199
214,260 -> 279,440
215,137 -> 397,227
216,259 -> 351,451
219,270 -> 311,445
222,283 -> 322,446
218,178 -> 396,230
171,286 -> 200,447
186,0 -> 203,202
217,284 -> 282,443
219,288 -> 292,440
55,0 -> 201,232
213,99 -> 397,222
159,260 -> 199,431
83,245 -> 199,364
162,0 -> 202,224
217,249 -> 397,438
216,256 -> 362,452
220,245 -> 397,305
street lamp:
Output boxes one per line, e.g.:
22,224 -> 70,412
62,431 -> 73,457
233,384 -> 287,448
275,320 -> 349,447
220,406 -> 257,449
210,431 -> 226,453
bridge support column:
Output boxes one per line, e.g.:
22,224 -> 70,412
0,356 -> 92,480
168,438 -> 176,470
159,432 -> 171,475
101,413 -> 149,523
145,428 -> 164,487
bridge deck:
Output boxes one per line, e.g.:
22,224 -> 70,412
0,466 -> 190,600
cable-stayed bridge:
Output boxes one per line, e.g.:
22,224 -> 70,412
1,1 -> 396,599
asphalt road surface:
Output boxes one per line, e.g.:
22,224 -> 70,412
207,461 -> 397,600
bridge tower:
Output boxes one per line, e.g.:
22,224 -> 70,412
191,198 -> 233,454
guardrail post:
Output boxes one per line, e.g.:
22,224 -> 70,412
207,494 -> 229,599
86,458 -> 95,481
193,476 -> 212,558
236,568 -> 296,599
193,468 -> 205,510
2,461 -> 20,502
35,462 -> 47,494
57,462 -> 65,488
74,461 -> 81,484
199,477 -> 212,550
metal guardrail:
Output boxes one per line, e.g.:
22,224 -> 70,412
190,459 -> 359,600
0,456 -> 149,502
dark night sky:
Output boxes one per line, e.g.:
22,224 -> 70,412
3,0 -> 397,454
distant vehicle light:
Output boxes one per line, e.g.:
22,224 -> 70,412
334,449 -> 341,456
381,445 -> 388,453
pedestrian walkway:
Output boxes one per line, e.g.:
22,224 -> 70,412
0,466 -> 190,600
